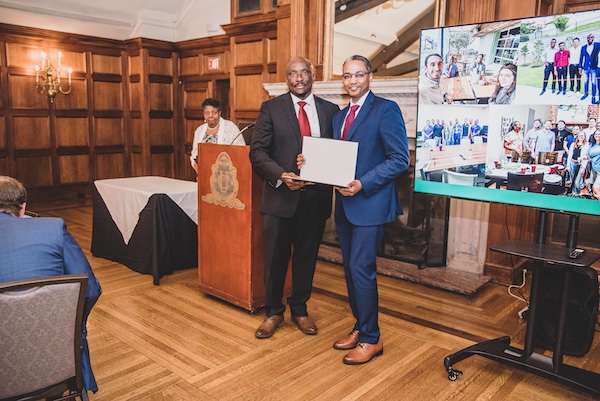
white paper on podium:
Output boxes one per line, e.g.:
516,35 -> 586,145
298,136 -> 358,187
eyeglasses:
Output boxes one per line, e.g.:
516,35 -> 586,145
288,70 -> 311,78
342,71 -> 368,80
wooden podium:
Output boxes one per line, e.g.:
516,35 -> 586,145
197,143 -> 290,311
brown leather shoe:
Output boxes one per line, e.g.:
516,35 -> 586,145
342,340 -> 383,365
291,315 -> 318,335
333,329 -> 360,350
255,315 -> 284,338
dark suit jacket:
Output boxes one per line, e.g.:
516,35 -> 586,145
0,212 -> 102,392
333,91 -> 410,226
250,92 -> 339,219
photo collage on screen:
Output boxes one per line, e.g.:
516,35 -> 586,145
415,9 -> 600,210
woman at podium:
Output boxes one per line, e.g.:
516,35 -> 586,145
191,98 -> 246,173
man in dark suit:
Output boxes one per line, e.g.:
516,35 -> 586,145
0,175 -> 102,393
332,55 -> 409,364
249,57 -> 339,338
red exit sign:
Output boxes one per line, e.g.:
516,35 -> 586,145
207,57 -> 220,70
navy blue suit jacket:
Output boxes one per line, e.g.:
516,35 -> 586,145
333,91 -> 410,226
0,212 -> 102,392
579,42 -> 600,70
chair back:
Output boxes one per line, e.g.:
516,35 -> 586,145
507,172 -> 544,192
521,150 -> 532,164
0,275 -> 87,401
538,151 -> 558,165
443,169 -> 478,186
473,136 -> 484,144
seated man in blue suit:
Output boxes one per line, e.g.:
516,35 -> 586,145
0,175 -> 102,394
331,55 -> 410,364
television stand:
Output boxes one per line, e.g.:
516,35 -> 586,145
443,212 -> 600,396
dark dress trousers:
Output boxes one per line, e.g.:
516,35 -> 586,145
249,92 -> 339,317
332,91 -> 410,344
0,212 -> 102,392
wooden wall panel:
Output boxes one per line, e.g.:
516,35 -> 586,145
59,155 -> 90,183
92,54 -> 122,74
129,55 -> 141,77
183,81 -> 209,110
234,41 -> 264,65
149,56 -> 172,75
0,116 -> 5,149
564,0 -> 600,12
54,79 -> 88,110
15,156 -> 52,188
267,38 -> 277,64
130,81 -> 142,112
56,117 -> 89,146
150,118 -> 172,145
95,118 -> 123,146
445,0 -> 497,26
186,119 -> 202,144
132,153 -> 144,177
60,50 -> 86,73
0,158 -> 7,175
235,75 -> 266,110
132,118 -> 143,147
10,75 -> 48,109
180,56 -> 200,76
93,81 -> 122,110
96,153 -> 126,179
151,153 -> 173,176
5,43 -> 39,67
150,82 -> 172,111
13,116 -> 50,149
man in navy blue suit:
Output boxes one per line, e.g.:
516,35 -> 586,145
579,33 -> 600,103
331,55 -> 410,364
0,176 -> 102,393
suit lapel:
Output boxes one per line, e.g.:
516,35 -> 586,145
281,93 -> 302,147
346,91 -> 374,141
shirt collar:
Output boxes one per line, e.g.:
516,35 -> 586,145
291,93 -> 315,107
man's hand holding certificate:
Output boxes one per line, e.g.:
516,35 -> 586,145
294,136 -> 358,187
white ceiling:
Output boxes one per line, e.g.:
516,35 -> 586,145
0,0 -> 229,41
333,0 -> 435,76
0,0 -> 428,76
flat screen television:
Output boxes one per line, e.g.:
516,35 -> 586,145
415,9 -> 600,216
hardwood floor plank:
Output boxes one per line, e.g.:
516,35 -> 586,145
25,201 -> 600,400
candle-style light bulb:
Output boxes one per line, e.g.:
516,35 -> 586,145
58,51 -> 62,69
68,68 -> 72,85
41,51 -> 46,70
35,65 -> 39,84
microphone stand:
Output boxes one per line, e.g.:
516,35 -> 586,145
230,123 -> 255,145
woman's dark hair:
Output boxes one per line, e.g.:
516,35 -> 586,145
508,120 -> 520,132
591,128 -> 600,145
490,63 -> 517,104
201,98 -> 221,111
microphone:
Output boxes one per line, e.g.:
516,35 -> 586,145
230,123 -> 255,145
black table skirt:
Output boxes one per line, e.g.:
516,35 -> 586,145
91,186 -> 198,285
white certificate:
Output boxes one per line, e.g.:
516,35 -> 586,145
298,136 -> 358,187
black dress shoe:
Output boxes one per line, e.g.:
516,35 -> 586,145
255,315 -> 284,338
291,315 -> 318,335
581,94 -> 588,100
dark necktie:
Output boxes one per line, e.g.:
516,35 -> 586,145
297,101 -> 311,137
342,105 -> 359,140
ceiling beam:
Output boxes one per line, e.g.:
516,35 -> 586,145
370,6 -> 435,73
334,0 -> 389,23
373,59 -> 419,76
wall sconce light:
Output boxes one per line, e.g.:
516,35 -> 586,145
35,51 -> 72,103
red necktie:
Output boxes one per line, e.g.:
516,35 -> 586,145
342,105 -> 359,140
297,101 -> 311,137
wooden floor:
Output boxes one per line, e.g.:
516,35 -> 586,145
32,200 -> 600,400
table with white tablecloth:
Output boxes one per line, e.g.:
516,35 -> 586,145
91,176 -> 198,285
